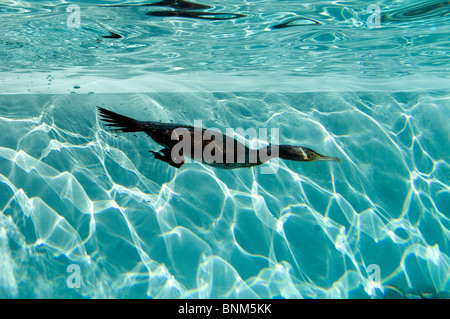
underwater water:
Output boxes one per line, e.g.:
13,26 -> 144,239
0,0 -> 449,299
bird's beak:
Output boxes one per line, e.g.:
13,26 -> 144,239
315,154 -> 341,162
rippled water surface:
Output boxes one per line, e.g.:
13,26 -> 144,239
0,0 -> 449,298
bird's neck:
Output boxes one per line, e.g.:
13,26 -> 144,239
253,145 -> 279,165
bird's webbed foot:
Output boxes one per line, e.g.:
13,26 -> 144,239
150,148 -> 184,168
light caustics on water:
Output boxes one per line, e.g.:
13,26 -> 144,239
0,0 -> 449,299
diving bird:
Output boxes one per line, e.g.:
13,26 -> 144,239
97,107 -> 340,169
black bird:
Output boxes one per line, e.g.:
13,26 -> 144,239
97,107 -> 340,169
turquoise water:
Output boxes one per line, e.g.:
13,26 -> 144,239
0,1 -> 449,299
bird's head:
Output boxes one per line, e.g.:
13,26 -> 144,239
275,145 -> 340,163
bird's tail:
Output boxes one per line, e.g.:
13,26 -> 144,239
97,106 -> 147,132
